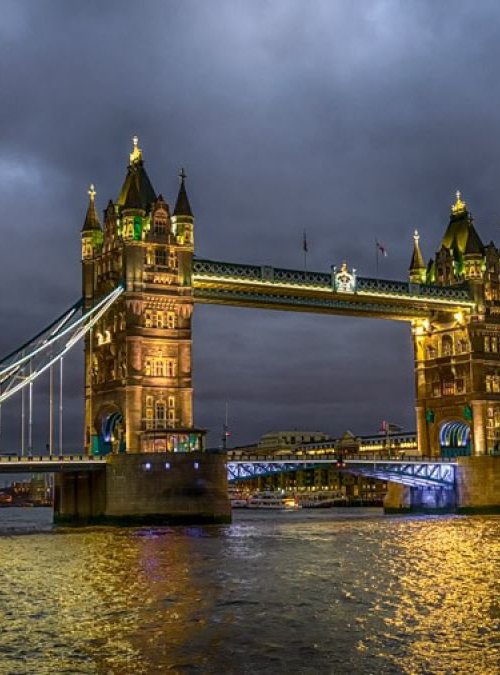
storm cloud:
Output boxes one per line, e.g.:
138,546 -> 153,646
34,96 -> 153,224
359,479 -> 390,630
1,0 -> 500,450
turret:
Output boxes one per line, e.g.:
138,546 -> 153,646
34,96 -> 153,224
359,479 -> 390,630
409,229 -> 426,284
81,184 -> 102,260
171,168 -> 194,247
436,191 -> 484,283
118,136 -> 157,241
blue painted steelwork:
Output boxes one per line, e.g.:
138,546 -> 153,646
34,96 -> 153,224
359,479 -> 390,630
227,455 -> 457,489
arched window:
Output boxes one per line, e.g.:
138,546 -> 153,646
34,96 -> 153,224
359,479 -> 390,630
156,401 -> 166,429
442,377 -> 454,396
441,335 -> 453,357
166,359 -> 176,377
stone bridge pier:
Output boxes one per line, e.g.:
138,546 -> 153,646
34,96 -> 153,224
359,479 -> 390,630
384,456 -> 500,514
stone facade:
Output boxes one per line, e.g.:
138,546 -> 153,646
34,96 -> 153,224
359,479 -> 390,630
81,139 -> 201,455
410,192 -> 500,456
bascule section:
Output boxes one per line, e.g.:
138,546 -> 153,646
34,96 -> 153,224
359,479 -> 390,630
81,138 -> 203,456
411,192 -> 500,457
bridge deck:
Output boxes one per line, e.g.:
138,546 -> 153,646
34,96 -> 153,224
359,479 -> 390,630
192,259 -> 475,321
0,455 -> 107,473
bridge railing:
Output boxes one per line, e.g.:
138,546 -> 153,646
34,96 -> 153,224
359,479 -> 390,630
226,452 -> 458,463
193,259 -> 474,303
0,455 -> 106,464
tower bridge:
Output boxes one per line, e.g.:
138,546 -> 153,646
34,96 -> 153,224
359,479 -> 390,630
2,139 -> 500,520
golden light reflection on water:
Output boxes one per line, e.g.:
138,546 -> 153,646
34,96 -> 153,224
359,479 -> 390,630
375,517 -> 500,674
1,513 -> 500,674
0,527 -> 217,673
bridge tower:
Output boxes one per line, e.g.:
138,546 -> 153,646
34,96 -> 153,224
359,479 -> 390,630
81,138 -> 202,455
411,192 -> 500,456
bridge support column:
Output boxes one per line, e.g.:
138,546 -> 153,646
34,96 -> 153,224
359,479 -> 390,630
54,452 -> 231,525
415,405 -> 429,456
471,401 -> 487,456
383,482 -> 455,514
456,456 -> 500,514
54,470 -> 106,521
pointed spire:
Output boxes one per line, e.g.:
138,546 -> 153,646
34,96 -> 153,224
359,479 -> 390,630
173,168 -> 193,217
82,183 -> 101,232
451,189 -> 466,215
409,229 -> 426,283
129,135 -> 142,165
117,136 -> 156,210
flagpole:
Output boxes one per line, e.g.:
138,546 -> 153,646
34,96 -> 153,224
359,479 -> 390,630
303,230 -> 308,273
375,240 -> 379,276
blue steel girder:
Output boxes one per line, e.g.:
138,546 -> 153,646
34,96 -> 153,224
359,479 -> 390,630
227,459 -> 456,489
344,462 -> 456,489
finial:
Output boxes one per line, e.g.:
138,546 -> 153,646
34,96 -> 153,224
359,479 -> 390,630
179,167 -> 186,184
414,229 -> 419,242
452,189 -> 466,214
88,183 -> 96,201
129,135 -> 142,164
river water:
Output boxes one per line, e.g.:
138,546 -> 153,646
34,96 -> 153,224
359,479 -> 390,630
0,508 -> 499,674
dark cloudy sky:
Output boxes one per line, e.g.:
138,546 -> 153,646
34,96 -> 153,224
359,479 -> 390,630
2,0 -> 500,451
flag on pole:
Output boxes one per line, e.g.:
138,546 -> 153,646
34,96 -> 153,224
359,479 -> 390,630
376,241 -> 388,257
380,420 -> 403,434
303,230 -> 308,253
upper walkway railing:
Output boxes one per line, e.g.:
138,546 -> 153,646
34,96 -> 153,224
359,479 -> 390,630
193,258 -> 474,305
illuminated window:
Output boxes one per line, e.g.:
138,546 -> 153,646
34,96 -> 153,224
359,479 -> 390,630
493,338 -> 498,353
146,395 -> 153,407
442,379 -> 454,396
456,378 -> 465,394
168,409 -> 176,425
145,311 -> 152,328
155,248 -> 167,266
486,375 -> 492,392
145,359 -> 152,376
166,312 -> 176,329
156,401 -> 166,429
169,251 -> 177,269
153,359 -> 165,377
166,360 -> 176,377
154,219 -> 167,235
168,396 -> 175,408
432,381 -> 441,397
485,336 -> 491,352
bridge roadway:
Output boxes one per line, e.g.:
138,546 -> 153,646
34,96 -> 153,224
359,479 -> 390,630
0,452 -> 457,489
0,455 -> 106,474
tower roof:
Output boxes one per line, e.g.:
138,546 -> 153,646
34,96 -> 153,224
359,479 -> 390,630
439,190 -> 484,256
117,136 -> 157,211
173,168 -> 193,217
81,184 -> 101,232
409,230 -> 425,271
